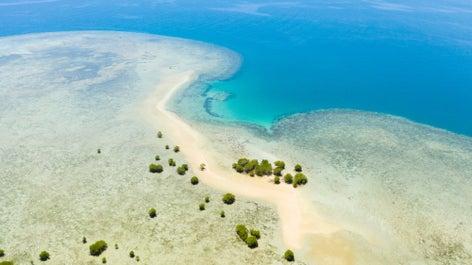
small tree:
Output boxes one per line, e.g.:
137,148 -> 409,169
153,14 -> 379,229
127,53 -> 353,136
250,229 -> 261,239
274,176 -> 280,184
154,155 -> 160,161
102,257 -> 107,264
246,236 -> 258,248
173,146 -> 180,152
89,241 -> 108,256
129,251 -> 135,258
274,160 -> 285,169
205,196 -> 210,203
284,249 -> 295,262
191,176 -> 199,185
181,164 -> 189,171
157,131 -> 163,138
97,148 -> 101,154
284,173 -> 293,184
177,166 -> 186,175
82,236 -> 87,244
0,249 -> 4,257
149,208 -> 157,218
39,251 -> 50,261
236,224 -> 248,241
294,164 -> 302,172
136,256 -> 140,262
114,244 -> 118,249
273,167 -> 283,176
200,163 -> 206,171
222,193 -> 235,205
220,211 -> 225,218
199,203 -> 205,211
149,164 -> 163,173
165,145 -> 169,150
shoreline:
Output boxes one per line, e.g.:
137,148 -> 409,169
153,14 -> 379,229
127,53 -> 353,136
142,70 -> 341,253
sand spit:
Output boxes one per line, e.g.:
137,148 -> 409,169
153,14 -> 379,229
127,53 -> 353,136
143,70 -> 341,251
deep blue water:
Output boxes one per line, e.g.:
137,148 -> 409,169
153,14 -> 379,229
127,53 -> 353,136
1,0 -> 471,135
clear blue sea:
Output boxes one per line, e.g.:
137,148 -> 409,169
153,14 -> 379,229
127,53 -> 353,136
1,0 -> 471,136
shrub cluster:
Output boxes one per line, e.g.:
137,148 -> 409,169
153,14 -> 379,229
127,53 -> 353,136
222,193 -> 235,205
177,164 -> 188,175
149,163 -> 163,173
232,158 -> 274,176
236,225 -> 260,248
293,173 -> 308,187
168,158 -> 176,167
89,241 -> 107,256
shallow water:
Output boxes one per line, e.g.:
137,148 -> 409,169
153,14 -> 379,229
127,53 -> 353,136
1,0 -> 471,135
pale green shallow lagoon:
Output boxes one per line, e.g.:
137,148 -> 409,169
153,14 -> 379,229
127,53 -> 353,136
1,31 -> 472,264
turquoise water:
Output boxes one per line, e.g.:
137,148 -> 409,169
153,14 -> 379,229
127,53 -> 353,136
1,0 -> 471,135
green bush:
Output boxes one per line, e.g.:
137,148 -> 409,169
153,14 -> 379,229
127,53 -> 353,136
136,256 -> 140,262
157,131 -> 163,138
0,261 -> 14,265
273,167 -> 283,176
199,203 -> 205,211
0,249 -> 4,257
165,145 -> 169,150
222,193 -> 235,205
293,173 -> 308,187
181,164 -> 189,171
191,176 -> 199,185
274,176 -> 280,184
236,224 -> 248,241
235,165 -> 244,173
237,158 -> 249,167
154,155 -> 160,161
205,196 -> 210,203
129,251 -> 135,258
97,148 -> 101,154
274,160 -> 285,169
284,249 -> 295,261
220,211 -> 225,218
168,158 -> 176,166
114,244 -> 118,249
250,229 -> 261,239
149,164 -> 163,173
82,236 -> 87,244
102,257 -> 106,264
89,240 -> 107,256
284,174 -> 293,184
294,164 -> 302,172
246,236 -> 258,248
177,166 -> 186,175
39,251 -> 50,261
173,146 -> 180,152
149,208 -> 157,218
